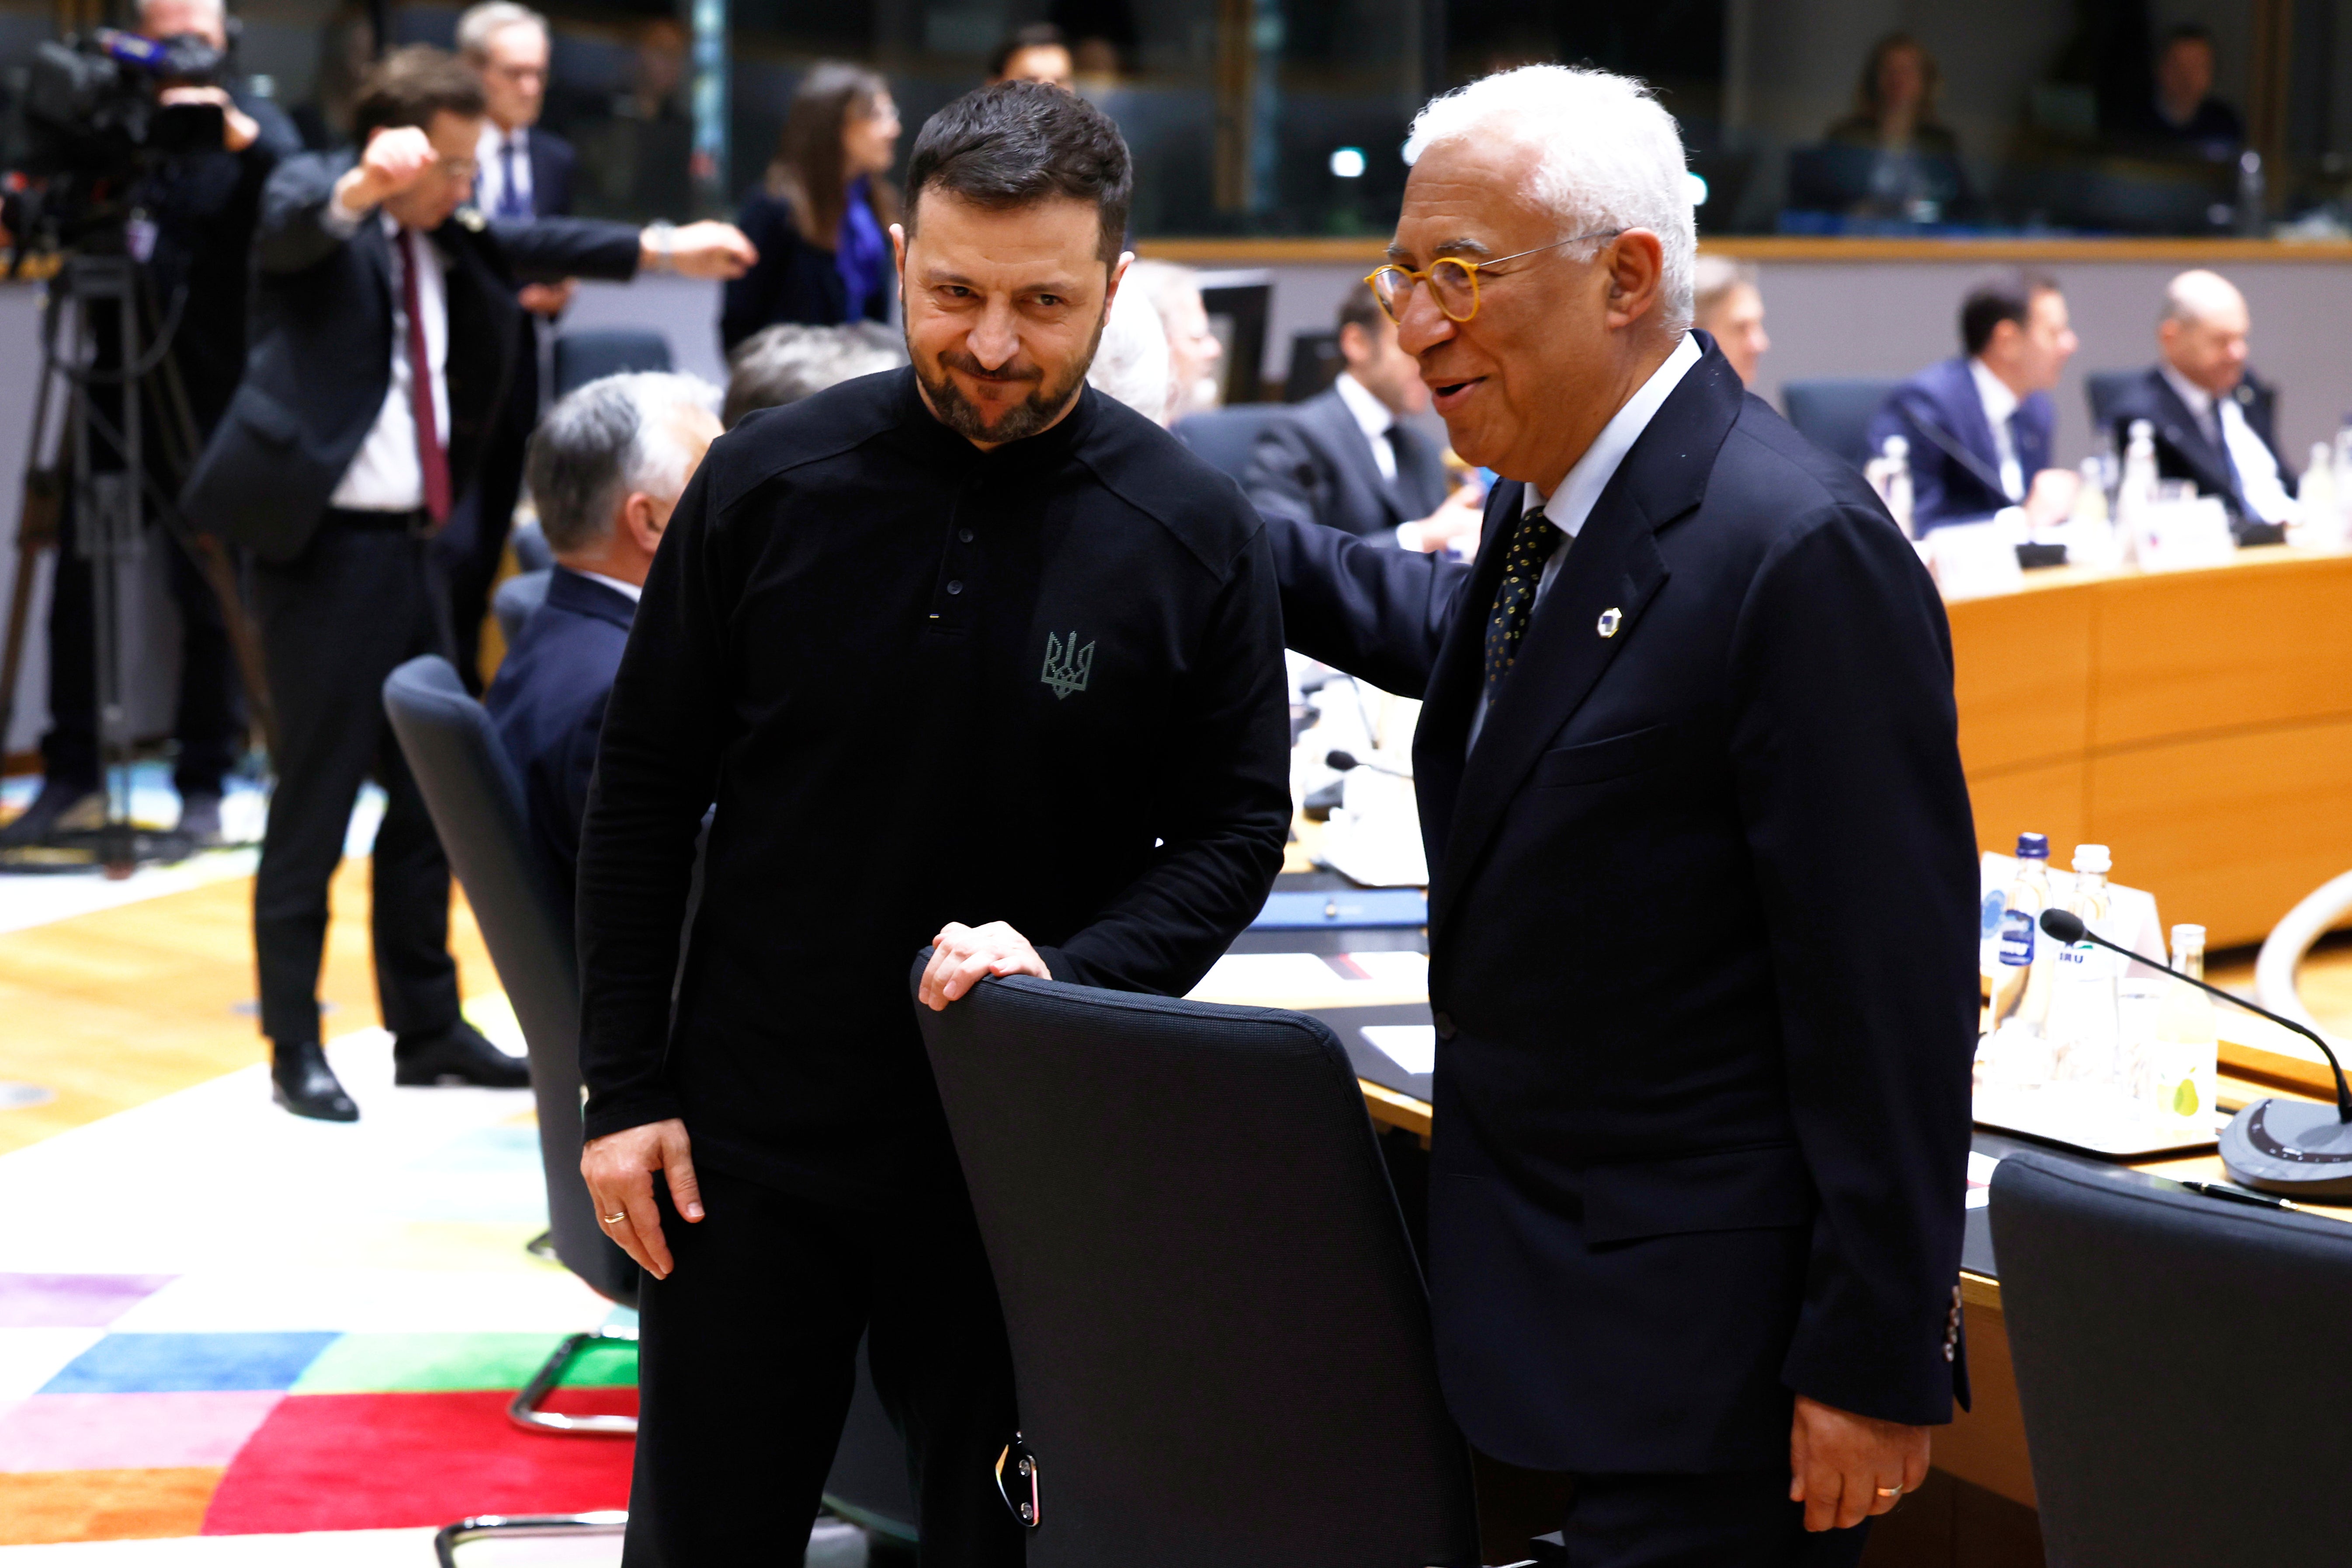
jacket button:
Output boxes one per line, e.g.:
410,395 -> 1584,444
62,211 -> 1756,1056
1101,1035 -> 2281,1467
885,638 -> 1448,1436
946,580 -> 964,595
958,527 -> 974,543
1433,1012 -> 1457,1039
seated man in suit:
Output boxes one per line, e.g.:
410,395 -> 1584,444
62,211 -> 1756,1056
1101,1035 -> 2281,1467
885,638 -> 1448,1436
1246,282 -> 1485,552
486,372 -> 720,906
1867,268 -> 2079,534
2105,268 -> 2297,545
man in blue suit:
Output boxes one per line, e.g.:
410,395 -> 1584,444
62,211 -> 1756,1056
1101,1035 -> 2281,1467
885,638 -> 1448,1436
486,372 -> 720,906
1867,270 -> 2079,534
1268,65 -> 1976,1564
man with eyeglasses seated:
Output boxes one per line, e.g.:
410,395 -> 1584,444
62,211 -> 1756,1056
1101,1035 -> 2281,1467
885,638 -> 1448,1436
1264,64 -> 1976,1564
180,45 -> 754,1124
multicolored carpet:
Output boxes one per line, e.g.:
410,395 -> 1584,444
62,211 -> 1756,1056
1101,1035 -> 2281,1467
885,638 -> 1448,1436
0,1019 -> 638,1561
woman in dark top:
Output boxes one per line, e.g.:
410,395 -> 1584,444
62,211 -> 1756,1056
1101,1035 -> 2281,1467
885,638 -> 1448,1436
1811,33 -> 1974,222
720,62 -> 902,354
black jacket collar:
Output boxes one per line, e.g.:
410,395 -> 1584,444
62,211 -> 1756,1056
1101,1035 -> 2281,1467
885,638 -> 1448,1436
546,564 -> 639,631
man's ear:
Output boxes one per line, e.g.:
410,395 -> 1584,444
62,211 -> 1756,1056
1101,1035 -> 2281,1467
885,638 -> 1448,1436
622,492 -> 664,555
1101,249 -> 1134,324
1602,229 -> 1665,330
1337,320 -> 1370,367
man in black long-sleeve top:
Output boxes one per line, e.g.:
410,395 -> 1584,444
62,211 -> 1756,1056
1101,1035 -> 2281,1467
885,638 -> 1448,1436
180,45 -> 752,1122
576,82 -> 1290,1565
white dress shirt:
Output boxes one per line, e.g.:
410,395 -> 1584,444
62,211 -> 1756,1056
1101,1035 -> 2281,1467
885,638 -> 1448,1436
1332,369 -> 1399,483
1467,330 -> 1701,751
1967,357 -> 2026,503
475,122 -> 534,217
575,568 -> 643,602
2158,362 -> 2298,526
323,201 -> 451,513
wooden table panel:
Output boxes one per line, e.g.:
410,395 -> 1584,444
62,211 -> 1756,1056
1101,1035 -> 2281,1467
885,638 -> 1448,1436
1964,760 -> 2088,863
1948,586 -> 2095,776
2087,717 -> 2352,947
2091,551 -> 2352,749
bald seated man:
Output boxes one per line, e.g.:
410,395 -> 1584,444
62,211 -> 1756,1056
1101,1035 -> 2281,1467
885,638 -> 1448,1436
2104,268 -> 2296,544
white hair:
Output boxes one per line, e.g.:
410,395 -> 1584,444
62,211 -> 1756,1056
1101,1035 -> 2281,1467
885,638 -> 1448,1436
1087,273 -> 1175,425
456,0 -> 548,61
528,371 -> 718,554
1403,65 -> 1697,333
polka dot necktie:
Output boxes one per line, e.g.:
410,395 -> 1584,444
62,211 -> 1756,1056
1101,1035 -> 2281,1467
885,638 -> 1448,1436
1483,504 -> 1561,696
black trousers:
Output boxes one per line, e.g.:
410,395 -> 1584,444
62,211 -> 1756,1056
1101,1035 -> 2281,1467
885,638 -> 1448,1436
1554,1469 -> 1870,1568
250,513 -> 461,1046
42,488 -> 247,797
624,1161 -> 1026,1568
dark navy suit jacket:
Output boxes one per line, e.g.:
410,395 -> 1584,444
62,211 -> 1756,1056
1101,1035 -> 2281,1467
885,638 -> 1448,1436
1865,356 -> 2054,533
485,567 -> 636,910
1242,383 -> 1453,542
2104,365 -> 2293,543
1268,335 -> 1978,1473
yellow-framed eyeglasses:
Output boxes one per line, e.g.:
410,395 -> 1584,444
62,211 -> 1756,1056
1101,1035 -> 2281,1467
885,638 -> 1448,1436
1365,228 -> 1624,324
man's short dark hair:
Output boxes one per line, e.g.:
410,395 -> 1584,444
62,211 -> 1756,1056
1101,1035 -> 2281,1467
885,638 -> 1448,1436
988,22 -> 1067,80
902,80 -> 1132,265
1336,280 -> 1384,343
1960,268 -> 2060,357
354,45 -> 486,141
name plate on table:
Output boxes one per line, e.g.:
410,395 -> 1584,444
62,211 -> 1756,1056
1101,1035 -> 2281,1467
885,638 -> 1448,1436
1972,1081 -> 2223,1160
2130,496 -> 2235,572
1925,519 -> 2026,602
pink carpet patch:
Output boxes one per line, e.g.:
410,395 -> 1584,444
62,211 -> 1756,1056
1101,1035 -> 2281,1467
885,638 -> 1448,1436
0,1391 -> 284,1473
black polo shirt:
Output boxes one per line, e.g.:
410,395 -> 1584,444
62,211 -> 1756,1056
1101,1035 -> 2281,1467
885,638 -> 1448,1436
576,368 -> 1292,1204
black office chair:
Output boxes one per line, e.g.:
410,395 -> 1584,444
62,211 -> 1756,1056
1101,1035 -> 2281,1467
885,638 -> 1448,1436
2085,369 -> 2140,434
552,327 -> 673,399
1990,1152 -> 2352,1567
1284,330 -> 1342,403
1781,378 -> 1900,472
1172,405 -> 1288,486
386,657 -> 916,1559
913,964 -> 1483,1568
493,570 -> 552,646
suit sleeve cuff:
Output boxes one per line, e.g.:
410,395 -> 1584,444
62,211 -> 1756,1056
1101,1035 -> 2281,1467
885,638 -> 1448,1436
581,1086 -> 684,1143
1032,944 -> 1072,984
321,188 -> 367,238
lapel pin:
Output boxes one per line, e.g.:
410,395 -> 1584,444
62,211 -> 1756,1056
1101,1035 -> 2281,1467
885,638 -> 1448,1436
1597,607 -> 1623,638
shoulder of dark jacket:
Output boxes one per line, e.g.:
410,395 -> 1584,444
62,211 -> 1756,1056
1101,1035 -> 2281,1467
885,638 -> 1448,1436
1069,390 -> 1268,583
694,367 -> 907,516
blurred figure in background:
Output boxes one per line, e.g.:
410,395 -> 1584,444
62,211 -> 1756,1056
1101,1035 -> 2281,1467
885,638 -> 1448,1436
721,63 -> 901,354
987,23 -> 1074,91
1127,259 -> 1221,423
1692,255 -> 1769,386
722,322 -> 905,429
1807,33 -> 1971,222
1244,281 -> 1481,551
1866,269 -> 2078,534
444,0 -> 576,691
487,373 -> 720,908
292,0 -> 375,149
2105,269 -> 2295,542
2130,24 -> 2243,158
1085,270 -> 1172,422
570,16 -> 694,218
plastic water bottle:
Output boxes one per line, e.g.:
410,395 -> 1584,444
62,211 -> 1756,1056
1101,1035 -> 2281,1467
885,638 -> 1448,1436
2115,420 -> 2158,565
1867,435 -> 1914,537
2294,443 -> 2338,548
2045,845 -> 2118,1084
1985,833 -> 2049,1031
2154,924 -> 2219,1122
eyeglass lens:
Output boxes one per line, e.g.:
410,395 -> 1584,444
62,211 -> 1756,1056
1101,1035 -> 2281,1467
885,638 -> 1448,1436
1374,258 -> 1479,322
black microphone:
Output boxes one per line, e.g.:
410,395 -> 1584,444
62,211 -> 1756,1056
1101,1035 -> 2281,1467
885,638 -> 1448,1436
1325,749 -> 1413,781
2038,908 -> 2352,1198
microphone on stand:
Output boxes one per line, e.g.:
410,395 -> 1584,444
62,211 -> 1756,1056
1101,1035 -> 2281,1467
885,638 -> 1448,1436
2038,909 -> 2352,1198
1325,749 -> 1413,781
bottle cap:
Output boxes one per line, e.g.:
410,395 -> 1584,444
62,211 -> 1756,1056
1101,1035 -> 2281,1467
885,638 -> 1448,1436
2016,832 -> 2049,859
2072,844 -> 2111,874
2172,923 -> 2206,950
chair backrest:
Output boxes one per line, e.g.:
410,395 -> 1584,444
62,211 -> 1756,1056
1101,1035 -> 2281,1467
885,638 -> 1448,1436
381,655 -> 633,1305
1781,377 -> 1901,471
552,328 -> 674,399
1284,330 -> 1342,403
914,966 -> 1480,1568
1172,405 -> 1288,486
2085,369 -> 2140,433
510,518 -> 554,573
493,569 -> 552,647
1989,1152 -> 2352,1566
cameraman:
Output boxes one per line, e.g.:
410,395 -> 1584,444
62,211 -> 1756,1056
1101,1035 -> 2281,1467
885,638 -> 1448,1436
1,0 -> 299,849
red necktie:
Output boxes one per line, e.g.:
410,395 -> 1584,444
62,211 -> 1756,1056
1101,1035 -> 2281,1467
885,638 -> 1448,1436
401,227 -> 451,526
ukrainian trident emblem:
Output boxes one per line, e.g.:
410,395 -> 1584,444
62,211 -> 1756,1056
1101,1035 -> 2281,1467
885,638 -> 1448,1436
1041,630 -> 1095,699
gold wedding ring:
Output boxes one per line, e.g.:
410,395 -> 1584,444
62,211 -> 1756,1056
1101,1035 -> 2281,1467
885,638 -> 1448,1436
601,1211 -> 627,1224
1875,1485 -> 1904,1499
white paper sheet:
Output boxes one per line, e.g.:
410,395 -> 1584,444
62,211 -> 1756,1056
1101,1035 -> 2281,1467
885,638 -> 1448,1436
1360,1024 -> 1436,1075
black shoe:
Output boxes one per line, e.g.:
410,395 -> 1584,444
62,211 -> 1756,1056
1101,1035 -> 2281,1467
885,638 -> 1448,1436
272,1039 -> 359,1122
0,779 -> 101,847
178,793 -> 224,845
393,1019 -> 530,1087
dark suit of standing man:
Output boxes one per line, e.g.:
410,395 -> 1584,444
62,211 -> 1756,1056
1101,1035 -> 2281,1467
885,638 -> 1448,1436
442,0 -> 580,690
180,45 -> 753,1121
1245,283 -> 1474,549
1866,271 -> 2077,534
1268,65 -> 1977,1565
2104,268 -> 2296,545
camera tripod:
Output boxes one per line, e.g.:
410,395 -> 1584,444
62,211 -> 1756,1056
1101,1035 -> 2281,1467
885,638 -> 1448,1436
0,244 -> 274,874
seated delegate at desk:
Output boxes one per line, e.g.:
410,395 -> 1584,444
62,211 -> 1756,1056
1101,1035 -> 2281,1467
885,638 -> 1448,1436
486,372 -> 719,904
2105,268 -> 2296,545
1243,282 -> 1483,551
1866,269 -> 2079,533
